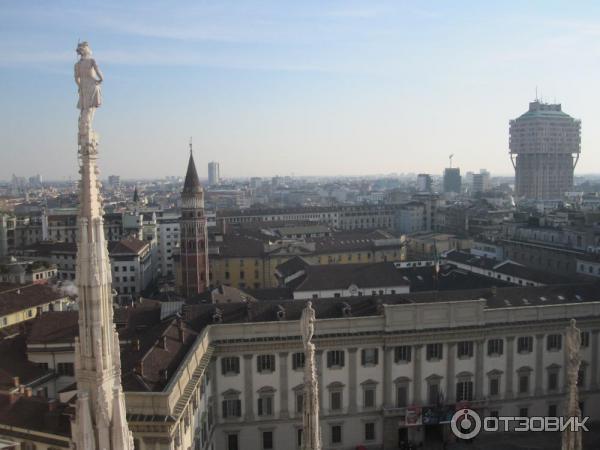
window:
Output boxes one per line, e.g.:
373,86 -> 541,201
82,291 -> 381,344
487,339 -> 504,356
548,370 -> 559,391
57,362 -> 74,376
547,334 -> 562,351
519,374 -> 529,394
365,422 -> 375,441
428,382 -> 440,405
327,350 -> 345,368
297,429 -> 303,448
548,404 -> 558,417
331,425 -> 342,444
519,407 -> 528,418
221,357 -> 240,375
222,399 -> 241,418
262,431 -> 273,450
362,384 -> 376,408
257,354 -> 275,373
426,343 -> 443,361
330,391 -> 342,411
396,384 -> 408,407
581,331 -> 590,348
130,266 -> 134,271
457,341 -> 473,358
456,380 -> 474,402
258,394 -> 274,417
517,336 -> 533,353
394,346 -> 411,363
295,391 -> 303,413
292,352 -> 305,370
227,433 -> 239,450
361,348 -> 379,366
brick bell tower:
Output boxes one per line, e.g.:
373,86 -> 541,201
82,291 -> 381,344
177,141 -> 209,297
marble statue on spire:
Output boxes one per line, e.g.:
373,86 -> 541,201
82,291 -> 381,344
301,301 -> 322,450
72,41 -> 134,450
74,41 -> 103,145
562,319 -> 583,450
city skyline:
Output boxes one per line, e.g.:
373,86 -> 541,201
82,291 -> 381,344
2,1 -> 600,180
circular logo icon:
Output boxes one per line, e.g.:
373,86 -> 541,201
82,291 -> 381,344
451,408 -> 482,440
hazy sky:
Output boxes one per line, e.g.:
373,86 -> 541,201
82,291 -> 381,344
1,1 -> 599,181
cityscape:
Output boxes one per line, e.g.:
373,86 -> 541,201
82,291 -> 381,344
2,2 -> 600,450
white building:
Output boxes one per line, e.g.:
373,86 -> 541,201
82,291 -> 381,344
156,213 -> 180,277
208,161 -> 220,186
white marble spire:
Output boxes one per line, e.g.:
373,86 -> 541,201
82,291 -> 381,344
72,41 -> 134,450
562,319 -> 583,450
301,302 -> 322,450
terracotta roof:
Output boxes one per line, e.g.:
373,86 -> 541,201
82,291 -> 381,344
0,394 -> 71,439
107,238 -> 149,255
0,284 -> 68,317
295,262 -> 409,291
0,336 -> 51,391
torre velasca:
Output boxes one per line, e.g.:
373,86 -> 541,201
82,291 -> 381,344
509,100 -> 581,200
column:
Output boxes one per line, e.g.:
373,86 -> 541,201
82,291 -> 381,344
383,346 -> 393,409
413,345 -> 423,404
534,334 -> 544,396
279,352 -> 289,418
591,331 -> 599,390
474,340 -> 484,400
505,337 -> 514,399
348,348 -> 358,413
210,357 -> 219,424
316,350 -> 324,410
243,354 -> 254,421
446,342 -> 456,403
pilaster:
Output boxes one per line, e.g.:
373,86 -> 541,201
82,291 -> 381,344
535,334 -> 545,396
412,345 -> 422,404
446,342 -> 456,403
505,336 -> 515,399
279,352 -> 289,418
348,348 -> 357,413
243,354 -> 254,421
474,340 -> 484,400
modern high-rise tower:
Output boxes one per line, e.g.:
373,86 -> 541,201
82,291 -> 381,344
177,146 -> 209,296
509,100 -> 581,200
208,161 -> 220,186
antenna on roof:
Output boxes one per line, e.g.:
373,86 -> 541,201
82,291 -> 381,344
449,154 -> 454,168
535,86 -> 538,101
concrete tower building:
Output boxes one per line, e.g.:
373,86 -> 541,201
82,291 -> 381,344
443,168 -> 461,193
208,161 -> 220,186
509,100 -> 581,200
72,42 -> 133,449
177,147 -> 209,296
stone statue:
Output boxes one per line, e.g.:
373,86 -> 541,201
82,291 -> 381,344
300,301 -> 321,450
301,301 -> 316,347
74,41 -> 103,144
562,319 -> 582,450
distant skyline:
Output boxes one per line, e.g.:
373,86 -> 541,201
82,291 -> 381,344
1,1 -> 600,181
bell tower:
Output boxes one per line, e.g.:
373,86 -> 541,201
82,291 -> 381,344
177,141 -> 209,296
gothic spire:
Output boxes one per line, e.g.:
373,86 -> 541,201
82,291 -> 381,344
183,143 -> 202,194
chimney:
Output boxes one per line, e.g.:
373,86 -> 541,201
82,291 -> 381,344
177,319 -> 185,343
491,286 -> 498,296
12,376 -> 19,388
9,392 -> 18,406
134,361 -> 144,377
159,369 -> 169,383
47,399 -> 58,412
24,387 -> 33,398
160,335 -> 168,350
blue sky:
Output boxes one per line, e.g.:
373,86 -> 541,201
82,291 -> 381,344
1,1 -> 599,180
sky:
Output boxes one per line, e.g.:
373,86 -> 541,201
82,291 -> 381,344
1,0 -> 600,181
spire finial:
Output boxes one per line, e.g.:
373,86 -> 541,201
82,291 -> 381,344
189,137 -> 193,155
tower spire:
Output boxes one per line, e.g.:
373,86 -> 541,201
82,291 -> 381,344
72,41 -> 134,450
